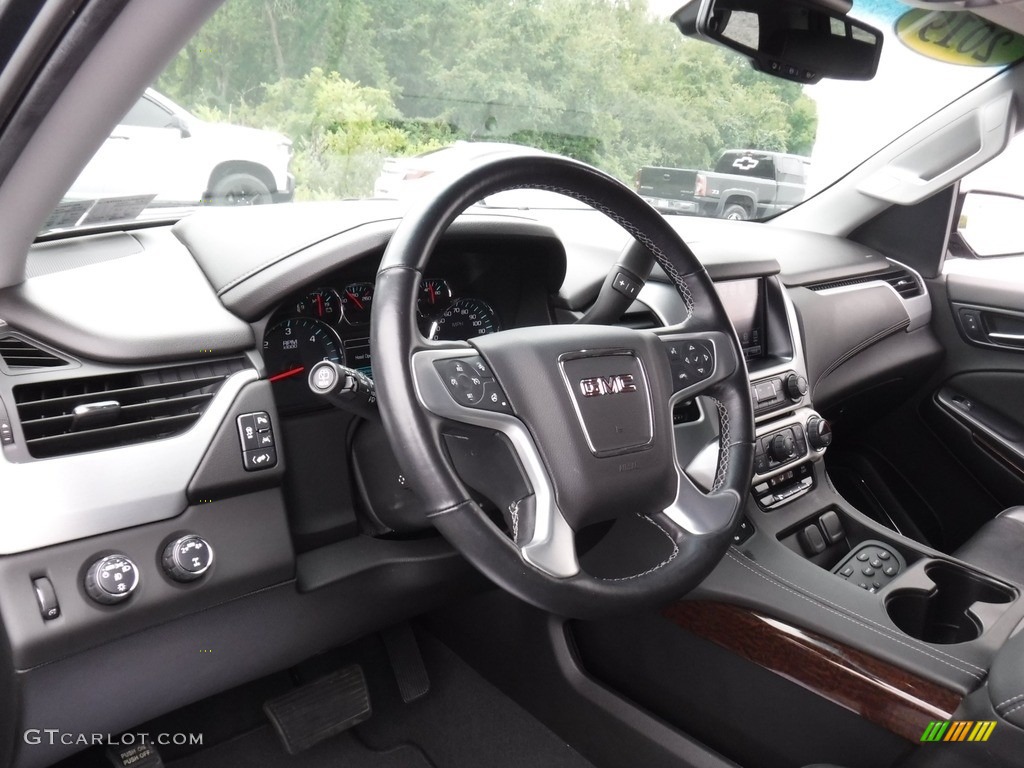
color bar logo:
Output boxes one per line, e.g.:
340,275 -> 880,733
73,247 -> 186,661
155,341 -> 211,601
920,721 -> 996,742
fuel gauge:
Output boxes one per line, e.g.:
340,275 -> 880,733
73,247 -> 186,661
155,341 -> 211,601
296,288 -> 343,325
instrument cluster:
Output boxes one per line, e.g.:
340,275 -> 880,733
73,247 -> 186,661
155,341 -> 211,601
262,278 -> 502,411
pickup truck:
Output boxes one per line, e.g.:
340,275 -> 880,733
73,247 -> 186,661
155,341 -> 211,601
636,149 -> 809,220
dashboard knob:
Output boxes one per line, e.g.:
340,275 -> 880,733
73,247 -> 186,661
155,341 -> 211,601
785,373 -> 808,401
84,554 -> 139,605
768,434 -> 797,462
162,535 -> 214,582
806,416 -> 833,451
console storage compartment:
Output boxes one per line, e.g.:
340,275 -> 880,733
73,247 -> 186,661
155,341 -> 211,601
885,561 -> 1016,644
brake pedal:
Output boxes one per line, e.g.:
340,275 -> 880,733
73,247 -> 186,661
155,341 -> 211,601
383,623 -> 430,703
263,665 -> 371,755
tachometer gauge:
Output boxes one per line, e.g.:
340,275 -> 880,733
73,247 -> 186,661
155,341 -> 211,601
418,278 -> 453,317
431,297 -> 501,340
263,318 -> 345,410
296,288 -> 343,325
340,282 -> 374,325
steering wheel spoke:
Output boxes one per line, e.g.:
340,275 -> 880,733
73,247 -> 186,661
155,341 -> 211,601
412,347 -> 580,578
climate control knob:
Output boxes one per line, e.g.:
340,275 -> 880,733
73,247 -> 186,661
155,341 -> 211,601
784,374 -> 808,401
806,416 -> 833,451
768,434 -> 797,462
84,554 -> 139,605
162,535 -> 214,582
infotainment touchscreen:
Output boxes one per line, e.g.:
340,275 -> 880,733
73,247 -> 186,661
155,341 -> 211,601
714,278 -> 765,360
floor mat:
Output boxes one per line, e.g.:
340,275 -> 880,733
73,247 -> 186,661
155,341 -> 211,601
354,632 -> 594,768
168,725 -> 430,768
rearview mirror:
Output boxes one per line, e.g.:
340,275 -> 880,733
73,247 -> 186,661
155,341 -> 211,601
672,0 -> 882,84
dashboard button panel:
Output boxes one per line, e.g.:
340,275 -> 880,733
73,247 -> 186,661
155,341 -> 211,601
238,412 -> 277,470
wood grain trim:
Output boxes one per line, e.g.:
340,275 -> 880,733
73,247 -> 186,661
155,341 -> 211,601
662,601 -> 962,742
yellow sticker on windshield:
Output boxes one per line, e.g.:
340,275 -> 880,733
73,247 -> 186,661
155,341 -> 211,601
896,10 -> 1024,67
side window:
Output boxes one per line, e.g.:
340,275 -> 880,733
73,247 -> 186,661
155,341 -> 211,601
121,96 -> 174,128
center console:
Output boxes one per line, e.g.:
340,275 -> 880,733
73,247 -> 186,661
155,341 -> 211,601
684,273 -> 1024,694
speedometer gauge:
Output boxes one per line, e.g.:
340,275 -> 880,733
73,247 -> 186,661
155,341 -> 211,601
431,297 -> 501,340
263,318 -> 345,410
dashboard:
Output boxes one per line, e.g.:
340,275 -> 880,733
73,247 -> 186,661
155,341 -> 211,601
0,200 -> 942,768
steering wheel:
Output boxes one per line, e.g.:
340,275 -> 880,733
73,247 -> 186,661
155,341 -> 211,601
371,151 -> 754,618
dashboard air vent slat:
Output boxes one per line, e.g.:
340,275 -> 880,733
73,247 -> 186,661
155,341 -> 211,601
807,266 -> 922,299
0,336 -> 68,369
13,358 -> 247,458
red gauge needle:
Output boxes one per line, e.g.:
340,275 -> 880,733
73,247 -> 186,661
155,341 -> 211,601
315,294 -> 324,317
269,366 -> 305,382
429,283 -> 436,304
347,291 -> 364,310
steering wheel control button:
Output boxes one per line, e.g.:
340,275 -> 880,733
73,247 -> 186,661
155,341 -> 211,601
664,339 -> 715,391
434,357 -> 512,413
32,577 -> 60,621
243,446 -> 277,471
163,535 -> 214,582
85,554 -> 139,605
612,271 -> 641,299
832,541 -> 906,592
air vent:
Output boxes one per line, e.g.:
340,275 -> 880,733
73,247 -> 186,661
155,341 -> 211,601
808,265 -> 923,299
0,335 -> 69,369
13,358 -> 248,458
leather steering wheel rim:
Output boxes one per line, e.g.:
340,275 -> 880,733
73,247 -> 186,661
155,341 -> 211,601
371,151 -> 755,619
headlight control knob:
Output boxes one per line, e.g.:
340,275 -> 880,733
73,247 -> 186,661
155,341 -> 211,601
784,373 -> 808,401
85,554 -> 139,605
162,535 -> 214,582
806,416 -> 834,451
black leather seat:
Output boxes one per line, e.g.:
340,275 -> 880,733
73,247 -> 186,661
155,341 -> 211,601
954,507 -> 1024,585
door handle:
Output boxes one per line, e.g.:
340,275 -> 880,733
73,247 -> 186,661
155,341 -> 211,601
953,303 -> 1024,351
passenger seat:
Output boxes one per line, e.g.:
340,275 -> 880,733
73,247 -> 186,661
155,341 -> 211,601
954,507 -> 1024,585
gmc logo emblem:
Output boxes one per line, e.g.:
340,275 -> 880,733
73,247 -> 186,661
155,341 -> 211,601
579,374 -> 637,398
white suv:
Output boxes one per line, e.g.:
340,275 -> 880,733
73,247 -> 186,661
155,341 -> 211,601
69,88 -> 294,206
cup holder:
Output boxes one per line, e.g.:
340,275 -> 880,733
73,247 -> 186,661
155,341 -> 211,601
886,562 -> 1016,645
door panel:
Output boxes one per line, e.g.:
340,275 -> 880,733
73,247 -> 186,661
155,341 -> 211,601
925,273 -> 1024,510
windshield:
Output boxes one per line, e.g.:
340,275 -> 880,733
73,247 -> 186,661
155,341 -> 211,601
42,0 -> 1017,233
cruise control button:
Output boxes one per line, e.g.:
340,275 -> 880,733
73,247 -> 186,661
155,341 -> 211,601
856,551 -> 870,562
883,565 -> 898,577
870,558 -> 882,569
862,567 -> 876,577
475,381 -> 513,414
878,550 -> 891,561
464,356 -> 493,379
